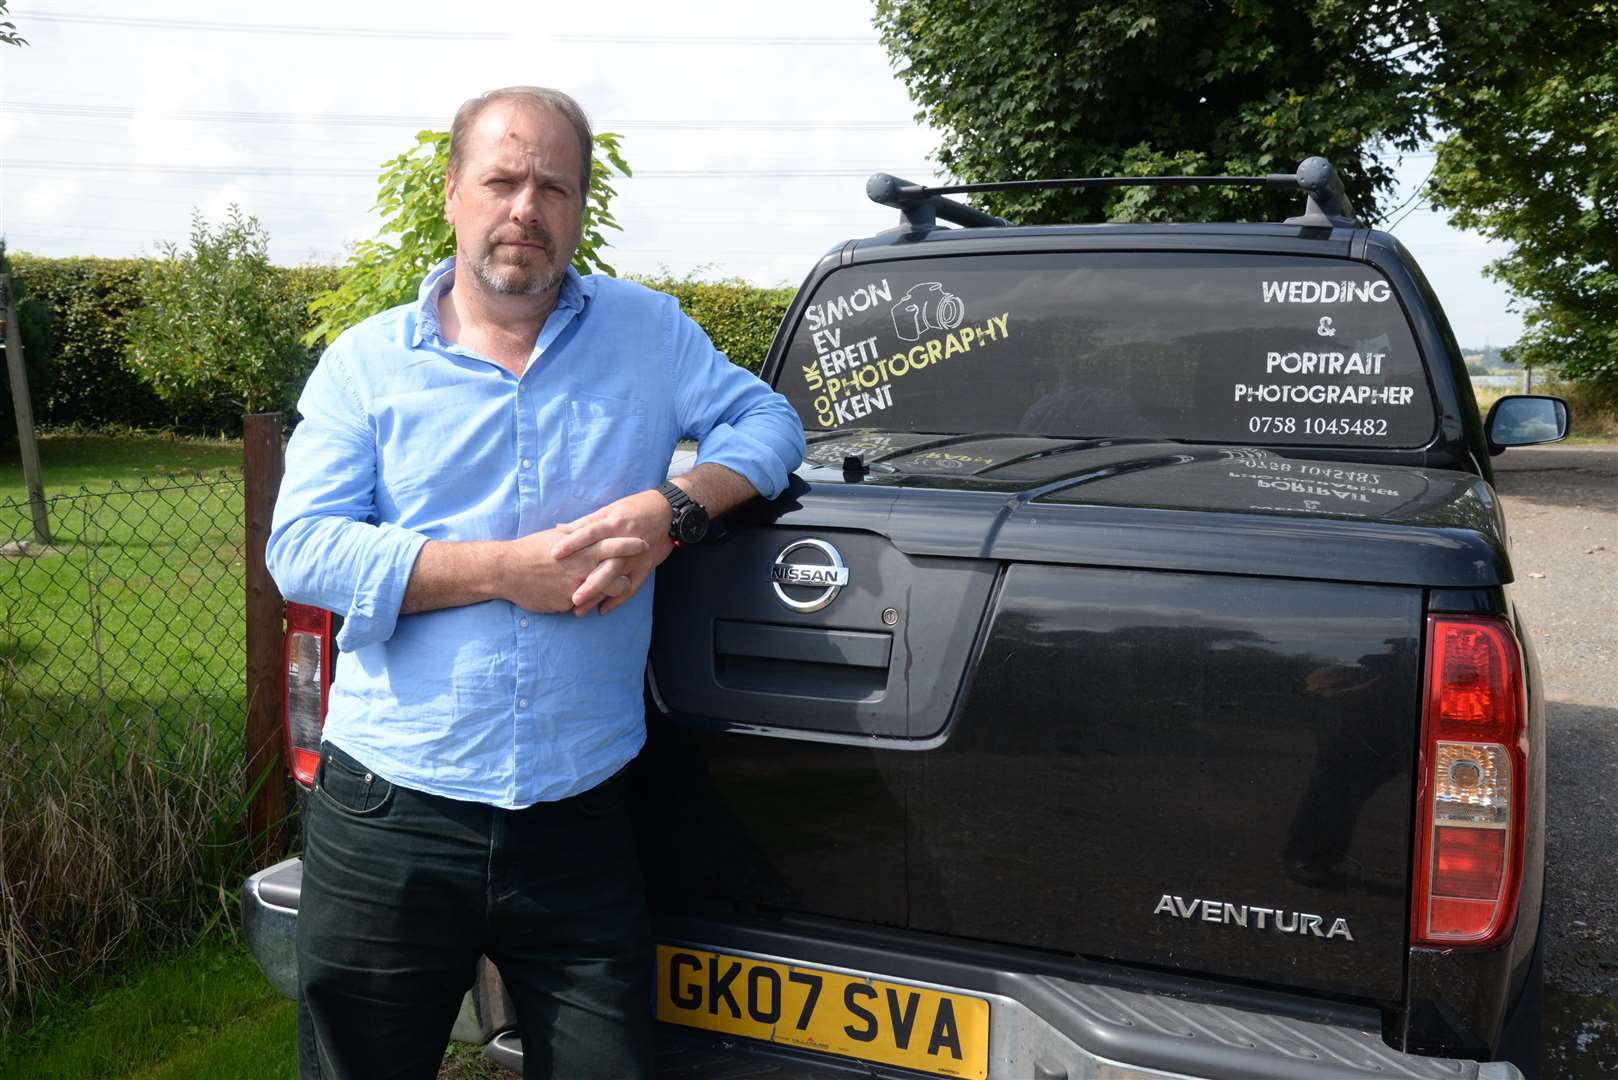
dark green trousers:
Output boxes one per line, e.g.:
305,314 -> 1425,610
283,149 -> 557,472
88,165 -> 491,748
296,743 -> 653,1080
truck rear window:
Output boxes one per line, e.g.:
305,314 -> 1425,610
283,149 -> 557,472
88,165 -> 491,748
778,253 -> 1437,449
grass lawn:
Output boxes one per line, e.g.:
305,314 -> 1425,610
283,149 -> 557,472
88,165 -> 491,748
0,433 -> 244,503
0,937 -> 508,1080
1,434 -> 250,763
0,940 -> 295,1080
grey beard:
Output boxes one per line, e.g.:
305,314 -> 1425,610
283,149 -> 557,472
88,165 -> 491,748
471,250 -> 565,296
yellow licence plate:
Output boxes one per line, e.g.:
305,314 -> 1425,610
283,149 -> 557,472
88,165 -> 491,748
656,945 -> 990,1079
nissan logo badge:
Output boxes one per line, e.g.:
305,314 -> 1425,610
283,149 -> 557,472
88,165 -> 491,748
770,539 -> 850,613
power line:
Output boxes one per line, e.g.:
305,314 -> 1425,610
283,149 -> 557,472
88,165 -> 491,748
624,203 -> 881,214
1,101 -> 916,132
4,187 -> 898,219
1384,162 -> 1439,231
3,128 -> 411,152
7,160 -> 378,178
2,219 -> 359,239
620,247 -> 831,255
1400,241 -> 1501,255
1387,199 -> 1429,232
17,12 -> 879,45
3,176 -> 375,196
605,120 -> 911,131
4,212 -> 881,233
0,172 -> 888,213
1,191 -> 371,214
1,135 -> 928,170
2,101 -> 443,128
3,132 -> 412,164
543,33 -> 877,46
5,159 -> 936,179
619,218 -> 878,228
645,168 -> 936,178
16,11 -> 512,40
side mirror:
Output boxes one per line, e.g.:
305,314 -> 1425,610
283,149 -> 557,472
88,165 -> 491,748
1485,395 -> 1570,454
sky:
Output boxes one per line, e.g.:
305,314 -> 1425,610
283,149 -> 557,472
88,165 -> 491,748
0,1 -> 1523,348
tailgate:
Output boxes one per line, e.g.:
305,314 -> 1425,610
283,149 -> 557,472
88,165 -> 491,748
643,515 -> 1422,1002
904,561 -> 1419,1000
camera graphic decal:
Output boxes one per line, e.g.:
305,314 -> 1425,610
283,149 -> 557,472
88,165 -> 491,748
891,282 -> 965,342
795,271 -> 1012,431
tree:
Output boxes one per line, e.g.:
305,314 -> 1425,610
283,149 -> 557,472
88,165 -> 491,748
1,0 -> 25,47
1428,2 -> 1617,390
126,208 -> 314,417
304,130 -> 631,348
0,239 -> 52,449
873,0 -> 1437,225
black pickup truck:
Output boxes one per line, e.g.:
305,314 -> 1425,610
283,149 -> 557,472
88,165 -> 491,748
245,158 -> 1568,1079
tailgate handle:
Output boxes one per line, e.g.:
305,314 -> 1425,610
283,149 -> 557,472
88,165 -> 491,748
714,621 -> 892,669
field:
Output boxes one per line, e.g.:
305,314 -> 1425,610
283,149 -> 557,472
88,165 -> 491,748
0,942 -> 295,1080
1,434 -> 249,763
0,434 -> 244,501
1,434 -> 261,1038
1473,379 -> 1618,442
0,433 -> 513,1076
0,936 -> 508,1079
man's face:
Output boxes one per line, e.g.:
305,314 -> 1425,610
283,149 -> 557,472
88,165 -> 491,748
445,102 -> 585,298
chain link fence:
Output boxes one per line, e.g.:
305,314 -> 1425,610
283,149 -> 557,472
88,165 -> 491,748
0,472 -> 249,775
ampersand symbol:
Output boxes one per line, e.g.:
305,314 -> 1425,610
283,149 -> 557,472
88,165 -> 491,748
1317,316 -> 1337,337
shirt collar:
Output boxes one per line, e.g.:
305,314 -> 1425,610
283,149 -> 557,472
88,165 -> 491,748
412,256 -> 591,347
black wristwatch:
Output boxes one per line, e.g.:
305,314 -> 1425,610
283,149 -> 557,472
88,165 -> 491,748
658,482 -> 710,547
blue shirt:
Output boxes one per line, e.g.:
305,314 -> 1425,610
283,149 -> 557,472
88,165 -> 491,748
266,258 -> 805,808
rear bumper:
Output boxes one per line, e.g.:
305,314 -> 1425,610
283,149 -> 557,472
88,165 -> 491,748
241,860 -> 1522,1080
242,857 -> 301,1000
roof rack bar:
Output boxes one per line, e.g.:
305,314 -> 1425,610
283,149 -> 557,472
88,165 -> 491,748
866,173 -> 1012,232
866,156 -> 1360,232
923,175 -> 1295,196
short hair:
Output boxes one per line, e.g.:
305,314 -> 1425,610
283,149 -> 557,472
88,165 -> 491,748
448,87 -> 593,199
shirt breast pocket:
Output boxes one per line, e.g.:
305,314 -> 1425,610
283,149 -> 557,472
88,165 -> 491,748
564,393 -> 648,502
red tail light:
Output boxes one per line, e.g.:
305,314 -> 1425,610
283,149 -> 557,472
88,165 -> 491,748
283,602 -> 333,788
1411,616 -> 1526,947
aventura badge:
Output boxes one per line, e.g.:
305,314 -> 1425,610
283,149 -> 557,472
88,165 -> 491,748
1155,894 -> 1354,942
771,539 -> 850,613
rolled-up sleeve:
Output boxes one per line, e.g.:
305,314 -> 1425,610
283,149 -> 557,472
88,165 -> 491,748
266,342 -> 429,652
668,301 -> 805,499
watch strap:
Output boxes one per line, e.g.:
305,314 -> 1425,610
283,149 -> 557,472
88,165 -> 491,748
658,481 -> 695,514
658,481 -> 708,545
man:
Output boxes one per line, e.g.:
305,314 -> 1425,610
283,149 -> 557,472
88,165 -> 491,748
266,86 -> 805,1080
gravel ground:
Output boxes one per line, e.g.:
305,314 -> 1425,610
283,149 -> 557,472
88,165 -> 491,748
1492,444 -> 1618,1001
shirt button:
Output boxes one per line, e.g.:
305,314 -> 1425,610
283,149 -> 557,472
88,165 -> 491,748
521,458 -> 533,469
519,618 -> 530,628
518,697 -> 529,709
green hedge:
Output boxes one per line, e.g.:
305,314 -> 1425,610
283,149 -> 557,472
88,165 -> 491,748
0,246 -> 53,449
10,257 -> 179,432
4,257 -> 342,436
634,276 -> 796,375
2,256 -> 794,435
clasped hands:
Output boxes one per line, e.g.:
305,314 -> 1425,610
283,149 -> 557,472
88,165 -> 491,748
510,488 -> 674,617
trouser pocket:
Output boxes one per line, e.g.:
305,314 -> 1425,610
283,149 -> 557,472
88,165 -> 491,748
314,743 -> 394,817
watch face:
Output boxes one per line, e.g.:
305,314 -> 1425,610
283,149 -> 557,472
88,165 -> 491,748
677,507 -> 710,545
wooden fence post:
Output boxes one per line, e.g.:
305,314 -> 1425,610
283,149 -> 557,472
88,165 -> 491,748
243,413 -> 285,860
1,274 -> 51,545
